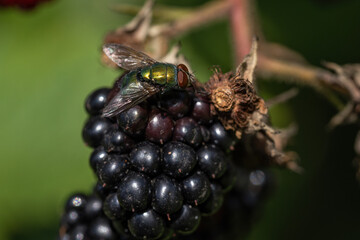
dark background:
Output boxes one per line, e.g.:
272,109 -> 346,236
0,0 -> 359,239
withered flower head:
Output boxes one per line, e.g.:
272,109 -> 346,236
205,40 -> 265,139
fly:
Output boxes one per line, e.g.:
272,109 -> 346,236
102,43 -> 195,117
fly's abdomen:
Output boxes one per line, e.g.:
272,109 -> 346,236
140,63 -> 177,87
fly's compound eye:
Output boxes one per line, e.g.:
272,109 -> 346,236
177,64 -> 189,89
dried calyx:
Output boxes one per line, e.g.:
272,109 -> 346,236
205,39 -> 265,139
205,39 -> 301,172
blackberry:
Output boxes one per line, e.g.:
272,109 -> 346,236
102,126 -> 134,153
197,144 -> 227,179
68,224 -> 87,240
170,204 -> 201,235
128,209 -> 165,239
117,105 -> 148,136
191,97 -> 213,125
87,217 -> 117,240
189,168 -> 274,240
89,147 -> 108,171
82,116 -> 112,148
65,193 -> 87,211
72,75 -> 268,239
152,175 -> 183,215
84,195 -> 103,219
158,90 -> 192,119
59,190 -> 121,240
162,141 -> 197,178
85,87 -> 111,116
96,154 -> 129,188
198,183 -> 224,216
103,192 -> 127,221
146,112 -> 174,145
209,122 -> 237,151
173,117 -> 203,147
129,141 -> 161,176
182,171 -> 211,205
117,171 -> 151,212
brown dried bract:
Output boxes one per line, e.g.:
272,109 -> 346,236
102,0 -> 154,68
205,39 -> 263,138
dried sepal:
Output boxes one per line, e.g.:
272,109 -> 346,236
102,0 -> 154,67
235,37 -> 258,84
323,62 -> 360,128
205,39 -> 264,138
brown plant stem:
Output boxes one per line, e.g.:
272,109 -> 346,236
111,0 -> 352,109
257,55 -> 345,110
149,0 -> 230,38
228,0 -> 252,63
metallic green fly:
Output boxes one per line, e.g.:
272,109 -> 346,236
102,43 -> 194,117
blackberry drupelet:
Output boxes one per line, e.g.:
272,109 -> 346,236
59,189 -> 121,240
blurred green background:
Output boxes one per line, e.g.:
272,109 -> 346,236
1,0 -> 360,239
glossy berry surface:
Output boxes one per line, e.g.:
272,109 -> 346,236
191,97 -> 212,124
117,105 -> 148,136
94,181 -> 110,199
129,141 -> 161,176
146,112 -> 174,144
152,175 -> 183,215
158,90 -> 191,119
84,195 -> 103,219
162,141 -> 197,178
209,122 -> 237,151
173,117 -> 203,147
102,126 -> 134,153
103,192 -> 126,220
82,116 -> 112,148
200,125 -> 211,142
128,209 -> 165,240
218,162 -> 237,193
87,217 -> 117,240
89,147 -> 108,172
182,171 -> 211,205
61,209 -> 83,227
117,171 -> 151,212
65,193 -> 87,211
68,224 -> 87,240
96,154 -> 128,188
197,145 -> 227,179
85,87 -> 111,116
171,204 -> 201,234
199,183 -> 224,216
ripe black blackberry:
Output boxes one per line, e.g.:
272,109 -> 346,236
79,84 -> 239,239
59,189 -> 122,240
186,168 -> 273,240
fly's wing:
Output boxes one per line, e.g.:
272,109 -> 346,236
102,81 -> 159,117
103,43 -> 157,70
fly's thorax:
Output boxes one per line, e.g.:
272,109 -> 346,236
140,63 -> 177,87
120,71 -> 138,94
